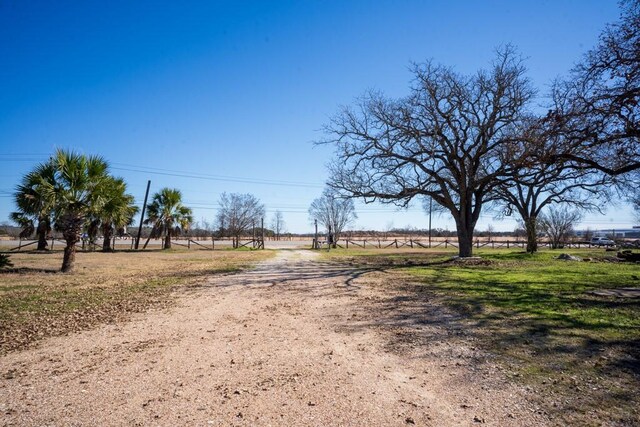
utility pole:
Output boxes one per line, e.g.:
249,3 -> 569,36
314,219 -> 318,249
261,217 -> 265,249
428,197 -> 432,248
135,180 -> 151,250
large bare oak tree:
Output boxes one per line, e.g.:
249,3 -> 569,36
322,47 -> 534,257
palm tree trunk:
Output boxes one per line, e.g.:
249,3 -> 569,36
102,223 -> 113,252
36,219 -> 49,251
60,212 -> 84,272
164,232 -> 171,249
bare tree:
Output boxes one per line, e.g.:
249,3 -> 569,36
496,131 -> 609,253
321,47 -> 534,257
308,188 -> 357,248
584,227 -> 594,241
271,210 -> 286,240
216,193 -> 265,248
633,194 -> 640,224
384,220 -> 394,240
543,1 -> 640,176
485,224 -> 495,241
201,218 -> 213,238
538,207 -> 583,249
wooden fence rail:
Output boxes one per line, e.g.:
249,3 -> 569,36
5,236 -> 616,252
334,239 -> 607,250
5,236 -> 268,252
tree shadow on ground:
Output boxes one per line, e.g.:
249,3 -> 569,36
0,267 -> 59,274
193,260 -> 381,292
188,252 -> 639,424
334,262 -> 640,425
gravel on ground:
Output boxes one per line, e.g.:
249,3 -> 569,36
0,250 -> 548,426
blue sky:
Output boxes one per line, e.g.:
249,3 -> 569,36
0,0 -> 634,233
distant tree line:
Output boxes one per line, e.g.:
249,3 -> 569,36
10,145 -> 300,270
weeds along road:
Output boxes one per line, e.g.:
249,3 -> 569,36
0,250 -> 547,426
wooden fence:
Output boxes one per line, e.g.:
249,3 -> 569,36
330,238 -> 607,250
5,236 -> 616,252
6,236 -> 265,252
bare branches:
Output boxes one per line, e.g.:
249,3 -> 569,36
544,1 -> 640,175
308,188 -> 357,247
539,207 -> 583,249
321,47 -> 534,256
216,193 -> 265,247
271,211 -> 286,240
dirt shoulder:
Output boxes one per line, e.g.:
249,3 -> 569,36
0,250 -> 547,426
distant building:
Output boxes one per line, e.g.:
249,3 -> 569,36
576,228 -> 640,238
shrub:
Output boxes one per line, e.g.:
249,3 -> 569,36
0,253 -> 13,269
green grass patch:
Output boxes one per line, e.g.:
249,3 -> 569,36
325,247 -> 640,425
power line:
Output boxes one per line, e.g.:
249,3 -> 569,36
110,163 -> 323,188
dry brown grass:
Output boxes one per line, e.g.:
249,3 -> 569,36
0,249 -> 274,354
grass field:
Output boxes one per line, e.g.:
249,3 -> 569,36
323,247 -> 640,425
0,249 -> 274,354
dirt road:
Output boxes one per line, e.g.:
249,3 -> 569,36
1,250 -> 547,426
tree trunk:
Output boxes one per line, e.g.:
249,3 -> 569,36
36,219 -> 49,251
454,208 -> 475,257
524,216 -> 538,253
102,224 -> 113,252
456,225 -> 474,257
60,212 -> 84,273
164,233 -> 171,249
62,242 -> 77,273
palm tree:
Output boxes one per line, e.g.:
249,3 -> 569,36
144,188 -> 193,250
10,161 -> 56,250
97,177 -> 139,251
39,150 -> 111,272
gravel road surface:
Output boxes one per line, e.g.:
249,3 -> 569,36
0,250 -> 547,426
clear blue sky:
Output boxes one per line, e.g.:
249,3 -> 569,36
0,0 -> 634,233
